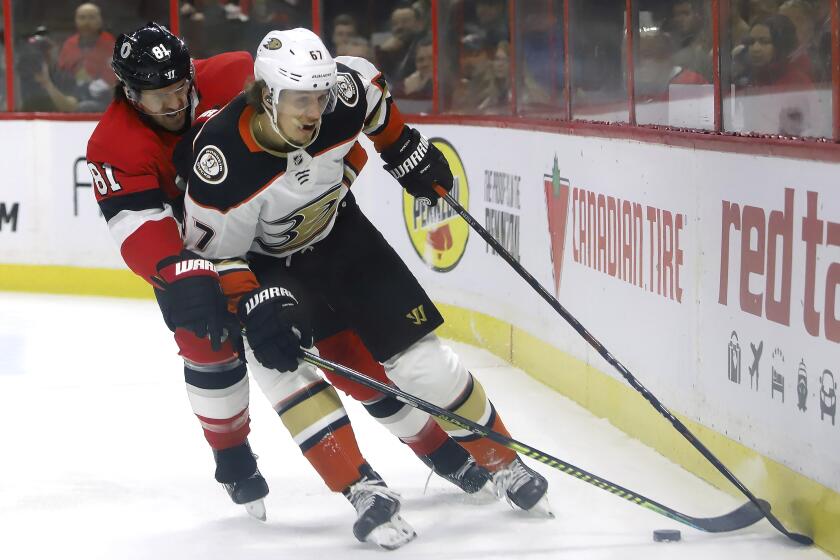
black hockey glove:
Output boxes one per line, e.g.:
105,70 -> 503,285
381,126 -> 453,207
237,286 -> 313,373
156,250 -> 240,351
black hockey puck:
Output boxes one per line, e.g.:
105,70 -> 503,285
653,529 -> 681,542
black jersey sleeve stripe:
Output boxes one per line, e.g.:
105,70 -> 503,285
98,188 -> 166,221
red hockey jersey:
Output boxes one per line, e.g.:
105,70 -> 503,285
86,51 -> 253,284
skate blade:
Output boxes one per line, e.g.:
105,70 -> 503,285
463,479 -> 500,504
244,499 -> 267,522
524,494 -> 554,519
366,514 -> 417,550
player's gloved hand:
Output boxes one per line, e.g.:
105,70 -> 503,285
156,249 -> 239,351
237,286 -> 313,373
381,126 -> 453,207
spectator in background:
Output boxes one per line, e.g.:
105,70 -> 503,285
377,3 -> 426,83
23,3 -> 115,112
738,14 -> 810,87
517,6 -> 562,111
468,0 -> 508,46
336,35 -> 374,60
737,14 -> 813,135
731,0 -> 751,45
331,13 -> 360,54
778,0 -> 818,79
636,27 -> 707,99
449,31 -> 495,113
747,0 -> 780,23
669,0 -> 712,79
401,35 -> 433,97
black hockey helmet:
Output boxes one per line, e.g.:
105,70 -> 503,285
112,22 -> 191,95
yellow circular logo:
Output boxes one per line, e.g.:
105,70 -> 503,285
402,138 -> 469,272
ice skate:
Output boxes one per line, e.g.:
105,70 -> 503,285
214,441 -> 270,521
344,466 -> 417,550
493,457 -> 553,517
422,454 -> 493,496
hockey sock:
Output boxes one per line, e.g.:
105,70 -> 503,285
275,379 -> 367,492
178,329 -> 252,450
437,375 -> 517,472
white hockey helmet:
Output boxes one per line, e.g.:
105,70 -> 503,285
254,28 -> 338,145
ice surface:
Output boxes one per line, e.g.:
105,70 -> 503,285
0,293 -> 827,559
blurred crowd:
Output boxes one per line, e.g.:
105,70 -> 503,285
0,0 -> 833,135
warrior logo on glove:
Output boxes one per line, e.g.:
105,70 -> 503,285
243,286 -> 297,315
381,126 -> 453,208
238,285 -> 313,373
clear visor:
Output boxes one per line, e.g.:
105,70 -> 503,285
137,79 -> 192,116
275,88 -> 337,119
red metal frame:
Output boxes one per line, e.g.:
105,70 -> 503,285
563,0 -> 571,119
712,0 -> 722,132
431,0 -> 440,114
4,0 -> 14,112
546,0 -> 559,109
169,0 -> 179,35
311,0 -> 321,36
832,0 -> 840,139
508,0 -> 517,115
625,0 -> 635,125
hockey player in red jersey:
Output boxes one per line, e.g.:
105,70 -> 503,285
86,23 -> 489,548
177,27 -> 552,535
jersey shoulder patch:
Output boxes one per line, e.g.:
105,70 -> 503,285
335,72 -> 360,107
193,144 -> 228,184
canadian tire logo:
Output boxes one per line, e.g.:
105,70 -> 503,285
545,156 -> 571,296
402,138 -> 469,272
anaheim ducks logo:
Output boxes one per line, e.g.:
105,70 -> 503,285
194,145 -> 227,184
257,185 -> 343,254
263,38 -> 282,50
335,73 -> 358,107
402,138 -> 469,272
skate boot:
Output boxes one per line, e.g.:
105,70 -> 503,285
343,464 -> 416,550
420,442 -> 492,495
492,457 -> 552,517
214,441 -> 269,521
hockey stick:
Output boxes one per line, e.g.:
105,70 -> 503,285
302,350 -> 766,534
432,186 -> 812,545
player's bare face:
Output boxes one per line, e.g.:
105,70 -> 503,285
276,90 -> 330,145
138,79 -> 191,131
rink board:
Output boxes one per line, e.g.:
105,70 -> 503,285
0,120 -> 838,555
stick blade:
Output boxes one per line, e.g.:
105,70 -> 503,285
689,499 -> 768,533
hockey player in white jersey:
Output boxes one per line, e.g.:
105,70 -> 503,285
176,28 -> 551,546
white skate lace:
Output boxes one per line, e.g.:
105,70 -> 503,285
422,456 -> 476,495
347,481 -> 402,514
493,459 -> 532,506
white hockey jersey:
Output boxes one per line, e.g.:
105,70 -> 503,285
181,56 -> 404,261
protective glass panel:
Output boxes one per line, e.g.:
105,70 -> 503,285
438,0 -> 512,115
722,0 -> 832,137
322,0 -> 432,114
1,2 -> 6,111
11,0 -> 168,112
570,0 -> 629,123
181,0 -> 312,58
634,0 -> 714,129
513,0 -> 565,118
